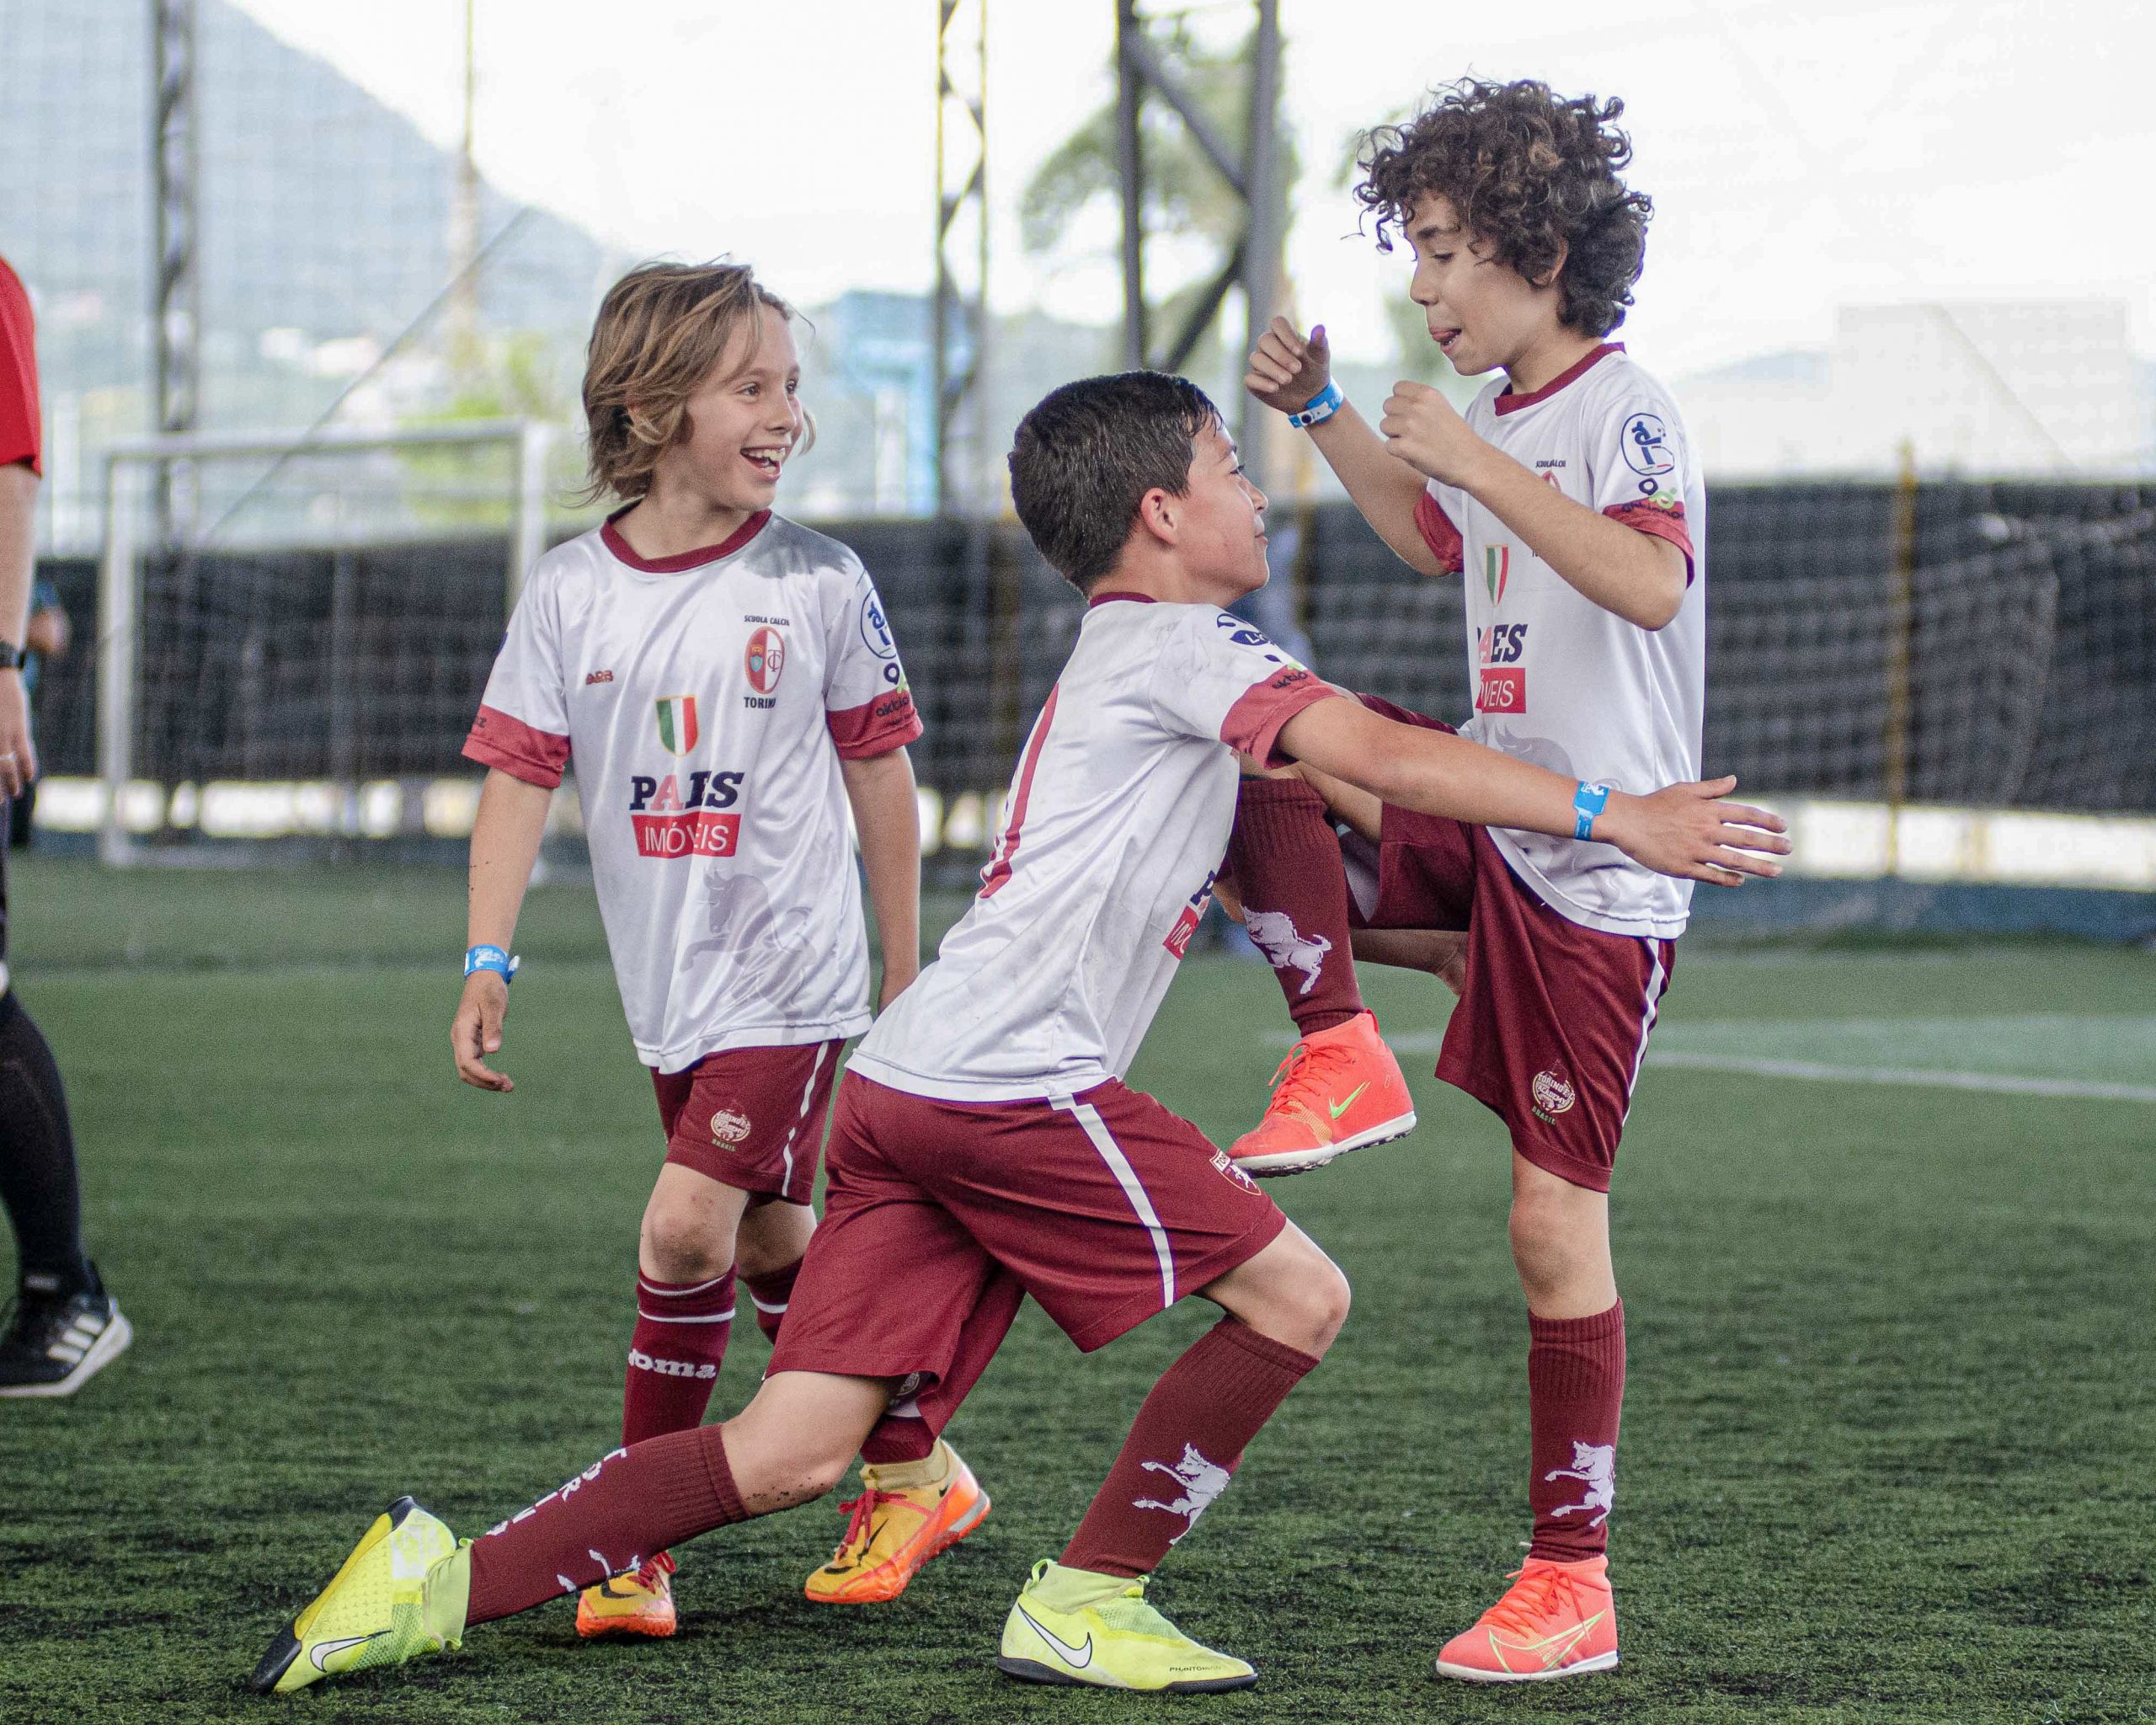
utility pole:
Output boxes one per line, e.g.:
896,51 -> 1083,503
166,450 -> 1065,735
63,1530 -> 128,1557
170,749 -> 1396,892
1113,0 -> 1284,458
150,0 -> 200,543
933,0 -> 989,515
446,0 -> 483,390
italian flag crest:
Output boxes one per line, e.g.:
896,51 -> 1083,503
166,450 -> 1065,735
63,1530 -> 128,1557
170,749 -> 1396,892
654,694 -> 700,756
1484,544 -> 1510,606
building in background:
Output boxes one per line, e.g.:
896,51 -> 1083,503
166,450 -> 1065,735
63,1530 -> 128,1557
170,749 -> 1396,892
1683,301 -> 2154,478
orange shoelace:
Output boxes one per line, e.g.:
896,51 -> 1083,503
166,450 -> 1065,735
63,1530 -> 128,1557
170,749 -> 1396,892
1480,1564 -> 1595,1640
1261,1037 -> 1361,1128
833,1488 -> 910,1560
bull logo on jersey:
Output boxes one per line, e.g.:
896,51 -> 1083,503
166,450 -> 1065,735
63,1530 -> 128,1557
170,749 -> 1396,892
1484,545 -> 1510,606
744,627 -> 786,695
654,695 -> 700,756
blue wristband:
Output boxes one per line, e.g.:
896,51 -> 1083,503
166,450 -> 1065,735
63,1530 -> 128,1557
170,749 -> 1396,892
1287,380 -> 1343,430
1572,782 -> 1612,841
464,944 -> 519,984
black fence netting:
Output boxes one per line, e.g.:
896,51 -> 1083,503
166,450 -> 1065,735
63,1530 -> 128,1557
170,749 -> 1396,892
31,480 -> 2156,818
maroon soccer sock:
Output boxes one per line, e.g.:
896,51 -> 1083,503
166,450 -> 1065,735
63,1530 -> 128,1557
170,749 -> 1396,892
1526,1300 -> 1625,1562
621,1270 -> 735,1448
464,1425 -> 748,1626
741,1258 -> 801,1349
1227,777 -> 1365,1035
1060,1318 -> 1319,1578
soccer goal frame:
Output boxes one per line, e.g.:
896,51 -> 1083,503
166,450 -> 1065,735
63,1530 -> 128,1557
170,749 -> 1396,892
94,419 -> 552,865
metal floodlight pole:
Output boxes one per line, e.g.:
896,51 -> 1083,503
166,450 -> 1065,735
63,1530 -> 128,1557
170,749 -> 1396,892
933,0 -> 989,516
150,0 -> 200,546
1113,0 -> 1284,417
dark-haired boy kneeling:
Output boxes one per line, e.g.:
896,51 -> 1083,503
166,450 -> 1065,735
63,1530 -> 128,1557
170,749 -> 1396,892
248,373 -> 1781,1699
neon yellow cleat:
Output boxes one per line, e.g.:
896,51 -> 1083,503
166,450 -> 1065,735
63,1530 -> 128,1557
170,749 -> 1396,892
997,1559 -> 1257,1693
248,1497 -> 467,1695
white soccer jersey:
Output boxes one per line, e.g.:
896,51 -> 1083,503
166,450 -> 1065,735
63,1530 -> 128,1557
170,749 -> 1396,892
848,595 -> 1334,1103
1414,343 -> 1705,940
464,510 -> 922,1072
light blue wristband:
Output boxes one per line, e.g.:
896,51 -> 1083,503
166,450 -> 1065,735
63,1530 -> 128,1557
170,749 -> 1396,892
464,944 -> 519,984
1572,782 -> 1612,841
1287,380 -> 1344,430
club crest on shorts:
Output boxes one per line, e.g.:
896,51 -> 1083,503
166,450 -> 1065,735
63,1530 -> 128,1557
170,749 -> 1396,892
744,626 -> 786,694
655,694 -> 700,756
1210,1148 -> 1261,1195
1530,1068 -> 1577,1120
709,1108 -> 752,1146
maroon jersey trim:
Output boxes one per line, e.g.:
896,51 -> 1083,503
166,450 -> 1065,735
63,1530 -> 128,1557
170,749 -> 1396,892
1492,343 -> 1624,416
0,258 -> 41,475
1601,499 -> 1695,583
1221,668 -> 1336,769
601,506 -> 771,572
1087,590 -> 1157,607
464,702 -> 571,788
1413,489 -> 1465,574
979,685 -> 1060,898
826,689 -> 924,761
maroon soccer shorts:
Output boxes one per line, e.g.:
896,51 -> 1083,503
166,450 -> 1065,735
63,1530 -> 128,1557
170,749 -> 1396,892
767,1072 -> 1288,1418
1350,696 -> 1675,1194
648,1039 -> 842,1208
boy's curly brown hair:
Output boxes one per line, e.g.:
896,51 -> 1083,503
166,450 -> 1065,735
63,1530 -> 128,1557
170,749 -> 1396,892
1354,78 -> 1653,338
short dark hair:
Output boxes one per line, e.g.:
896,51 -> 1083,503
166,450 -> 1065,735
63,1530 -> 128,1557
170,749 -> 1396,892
1355,79 -> 1653,339
1008,371 -> 1223,589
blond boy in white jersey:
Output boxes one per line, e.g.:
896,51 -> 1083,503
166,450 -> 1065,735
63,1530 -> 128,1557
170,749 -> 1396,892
451,263 -> 985,1636
251,371 -> 1784,1699
1237,78 -> 1722,1681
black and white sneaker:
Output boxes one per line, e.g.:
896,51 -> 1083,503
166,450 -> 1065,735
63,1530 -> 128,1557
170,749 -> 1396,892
0,1267 -> 132,1398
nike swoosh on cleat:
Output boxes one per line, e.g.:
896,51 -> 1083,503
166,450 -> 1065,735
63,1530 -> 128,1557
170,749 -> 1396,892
310,1632 -> 387,1671
1015,1603 -> 1093,1669
1492,1613 -> 1601,1670
1327,1083 -> 1369,1120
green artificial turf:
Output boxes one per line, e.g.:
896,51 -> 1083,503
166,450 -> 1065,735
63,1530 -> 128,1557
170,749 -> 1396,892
0,857 -> 2150,1722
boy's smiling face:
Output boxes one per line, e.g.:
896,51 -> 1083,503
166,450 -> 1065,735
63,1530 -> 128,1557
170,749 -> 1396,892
1404,193 -> 1572,381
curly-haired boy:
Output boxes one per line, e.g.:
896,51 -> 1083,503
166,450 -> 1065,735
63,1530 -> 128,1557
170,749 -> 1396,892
1237,79 -> 1717,1680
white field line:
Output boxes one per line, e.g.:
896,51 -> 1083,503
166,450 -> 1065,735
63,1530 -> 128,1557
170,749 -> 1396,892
1260,1024 -> 2156,1103
1639,1049 -> 2156,1104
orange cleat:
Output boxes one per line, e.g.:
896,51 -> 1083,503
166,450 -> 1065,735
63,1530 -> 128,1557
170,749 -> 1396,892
1230,1011 -> 1417,1177
803,1440 -> 990,1605
575,1550 -> 677,1639
1433,1555 -> 1619,1682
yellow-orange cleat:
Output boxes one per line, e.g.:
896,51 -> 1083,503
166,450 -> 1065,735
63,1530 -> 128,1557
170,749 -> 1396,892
1230,1011 -> 1417,1177
575,1550 -> 676,1639
1433,1555 -> 1619,1682
803,1440 -> 990,1605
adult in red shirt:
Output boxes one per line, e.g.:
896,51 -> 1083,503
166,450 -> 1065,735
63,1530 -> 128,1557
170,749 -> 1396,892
0,254 -> 131,1397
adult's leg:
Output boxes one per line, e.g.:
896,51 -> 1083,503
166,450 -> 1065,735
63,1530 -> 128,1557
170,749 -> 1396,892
0,988 -> 89,1295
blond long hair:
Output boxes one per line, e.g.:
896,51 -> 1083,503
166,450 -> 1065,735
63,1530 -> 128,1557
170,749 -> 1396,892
579,261 -> 810,505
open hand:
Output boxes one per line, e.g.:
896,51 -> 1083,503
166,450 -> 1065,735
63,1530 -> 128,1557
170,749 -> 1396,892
1598,777 -> 1790,887
1378,380 -> 1487,486
1245,318 -> 1333,417
451,972 -> 514,1091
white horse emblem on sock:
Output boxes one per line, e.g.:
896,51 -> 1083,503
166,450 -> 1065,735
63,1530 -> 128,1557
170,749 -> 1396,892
1133,1444 -> 1231,1543
1244,910 -> 1332,998
1544,1440 -> 1615,1528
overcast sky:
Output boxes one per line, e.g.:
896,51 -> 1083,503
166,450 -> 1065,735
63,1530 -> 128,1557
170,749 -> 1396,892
234,0 -> 2156,377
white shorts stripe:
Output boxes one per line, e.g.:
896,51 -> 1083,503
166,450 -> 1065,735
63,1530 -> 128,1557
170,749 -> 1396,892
1621,943 -> 1668,1125
1053,1093 -> 1176,1310
778,1042 -> 832,1196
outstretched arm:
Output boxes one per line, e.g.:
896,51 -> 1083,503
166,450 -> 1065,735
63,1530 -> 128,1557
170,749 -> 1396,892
841,745 -> 921,1009
1276,694 -> 1787,887
451,768 -> 552,1092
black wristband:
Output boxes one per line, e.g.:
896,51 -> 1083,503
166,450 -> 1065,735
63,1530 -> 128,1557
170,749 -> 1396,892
0,643 -> 22,671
